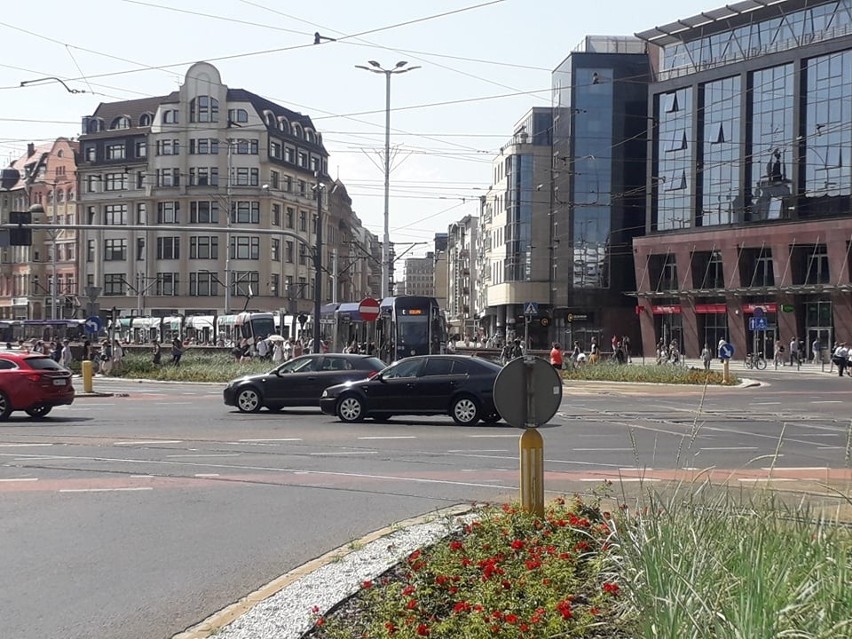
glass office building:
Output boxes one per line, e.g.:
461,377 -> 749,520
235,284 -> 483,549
633,0 -> 852,360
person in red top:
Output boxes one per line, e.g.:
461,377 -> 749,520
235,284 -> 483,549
549,343 -> 563,370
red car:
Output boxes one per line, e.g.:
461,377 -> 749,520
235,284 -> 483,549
0,352 -> 75,419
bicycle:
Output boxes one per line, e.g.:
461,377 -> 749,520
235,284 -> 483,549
745,351 -> 767,370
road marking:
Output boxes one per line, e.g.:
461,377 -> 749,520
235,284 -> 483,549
0,443 -> 52,448
310,451 -> 377,456
737,478 -> 795,483
760,466 -> 828,471
114,440 -> 183,446
580,478 -> 660,483
810,400 -> 843,404
59,487 -> 154,493
237,438 -> 303,442
467,434 -> 518,438
154,402 -> 194,406
194,473 -> 220,477
447,449 -> 509,453
357,436 -> 417,440
575,447 -> 635,451
699,446 -> 759,451
817,446 -> 844,450
0,477 -> 38,482
620,467 -> 653,471
753,402 -> 781,405
130,475 -> 154,478
166,454 -> 240,458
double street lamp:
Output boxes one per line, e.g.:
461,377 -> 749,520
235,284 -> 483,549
355,60 -> 420,297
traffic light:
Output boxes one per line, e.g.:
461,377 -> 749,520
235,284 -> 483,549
8,211 -> 32,246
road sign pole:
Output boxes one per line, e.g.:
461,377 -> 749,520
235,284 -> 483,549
524,315 -> 529,352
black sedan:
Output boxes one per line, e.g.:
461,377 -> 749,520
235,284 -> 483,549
224,354 -> 386,412
319,354 -> 502,425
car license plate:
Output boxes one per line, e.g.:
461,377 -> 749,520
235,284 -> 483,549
52,379 -> 66,386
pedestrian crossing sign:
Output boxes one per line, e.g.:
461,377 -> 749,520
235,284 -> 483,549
524,302 -> 539,316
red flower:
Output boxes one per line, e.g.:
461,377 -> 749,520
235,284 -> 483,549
461,557 -> 473,567
501,579 -> 512,590
590,606 -> 601,616
510,539 -> 525,550
492,610 -> 503,620
524,558 -> 542,570
452,601 -> 472,613
541,577 -> 551,586
556,599 -> 573,619
449,540 -> 463,551
435,575 -> 450,586
505,613 -> 519,624
520,623 -> 530,632
402,584 -> 415,596
315,617 -> 325,627
406,598 -> 418,610
361,579 -> 373,589
310,605 -> 320,614
574,541 -> 591,552
416,623 -> 430,636
603,582 -> 620,595
385,621 -> 397,635
490,625 -> 500,633
408,549 -> 422,562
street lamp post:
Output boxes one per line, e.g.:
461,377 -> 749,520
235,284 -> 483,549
355,60 -> 420,297
313,177 -> 324,354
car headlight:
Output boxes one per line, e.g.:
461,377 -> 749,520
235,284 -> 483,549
322,389 -> 328,397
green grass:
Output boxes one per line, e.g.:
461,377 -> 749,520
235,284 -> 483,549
305,487 -> 851,639
100,351 -> 270,383
562,362 -> 739,385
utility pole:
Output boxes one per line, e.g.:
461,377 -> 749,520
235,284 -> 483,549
313,176 -> 324,354
332,248 -> 338,303
224,140 -> 233,314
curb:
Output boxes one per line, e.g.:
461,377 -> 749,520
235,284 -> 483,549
75,392 -> 115,398
171,504 -> 475,639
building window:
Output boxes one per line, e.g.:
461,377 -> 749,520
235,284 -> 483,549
136,238 -> 145,261
283,175 -> 292,193
190,96 -> 219,123
286,206 -> 295,228
232,167 -> 259,186
157,169 -> 180,187
156,273 -> 179,296
136,171 -> 146,189
135,140 -> 147,158
156,237 -> 180,260
286,240 -> 294,263
270,274 -> 280,297
230,236 -> 260,260
190,236 -> 218,259
270,170 -> 280,189
86,239 -> 95,263
104,173 -> 128,191
228,108 -> 248,125
189,167 -> 218,186
190,138 -> 219,154
136,202 -> 147,224
230,201 -> 260,224
156,139 -> 180,155
110,116 -> 131,130
272,203 -> 281,226
104,204 -> 128,225
85,146 -> 96,162
157,201 -> 180,224
234,139 -> 258,154
232,271 -> 259,297
298,151 -> 308,168
298,180 -> 307,197
190,201 -> 219,223
285,146 -> 295,163
190,272 -> 219,296
299,244 -> 308,266
163,109 -> 179,124
104,239 -> 127,261
270,140 -> 282,159
106,143 -> 125,160
103,273 -> 126,296
310,156 -> 320,173
271,238 -> 280,261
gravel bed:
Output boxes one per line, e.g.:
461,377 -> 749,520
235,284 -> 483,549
212,509 -> 475,639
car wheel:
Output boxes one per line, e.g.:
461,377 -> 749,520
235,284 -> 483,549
483,412 -> 501,424
0,391 -> 11,421
235,387 -> 263,413
451,395 -> 481,426
337,394 -> 365,423
25,405 -> 52,419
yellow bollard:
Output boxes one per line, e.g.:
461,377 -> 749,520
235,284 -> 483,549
519,428 -> 544,518
722,358 -> 729,384
82,359 -> 93,394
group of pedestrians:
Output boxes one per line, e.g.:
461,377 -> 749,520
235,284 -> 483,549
150,337 -> 184,367
29,339 -> 74,368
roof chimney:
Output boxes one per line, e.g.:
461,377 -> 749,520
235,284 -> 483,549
27,143 -> 35,158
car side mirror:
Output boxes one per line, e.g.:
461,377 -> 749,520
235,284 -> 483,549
376,373 -> 386,383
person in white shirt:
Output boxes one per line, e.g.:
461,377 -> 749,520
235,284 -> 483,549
60,340 -> 73,369
256,337 -> 269,360
832,342 -> 848,377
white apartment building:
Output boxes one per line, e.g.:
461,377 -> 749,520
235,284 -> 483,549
446,216 -> 478,340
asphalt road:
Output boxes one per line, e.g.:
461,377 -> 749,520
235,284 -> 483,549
0,365 -> 849,639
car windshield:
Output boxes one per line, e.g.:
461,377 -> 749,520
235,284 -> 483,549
25,356 -> 65,371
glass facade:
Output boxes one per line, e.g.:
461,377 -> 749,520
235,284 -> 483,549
656,87 -> 693,230
573,68 -> 613,289
504,154 -> 533,281
660,0 -> 852,78
699,76 -> 741,226
803,50 -> 852,214
748,64 -> 794,221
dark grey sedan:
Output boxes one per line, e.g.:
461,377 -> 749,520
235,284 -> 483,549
223,354 -> 385,412
319,354 -> 503,425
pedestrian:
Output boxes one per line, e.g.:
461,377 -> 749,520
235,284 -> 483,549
171,337 -> 184,366
832,342 -> 848,377
589,338 -> 599,364
256,336 -> 270,361
789,336 -> 799,366
100,339 -> 113,375
510,338 -> 523,359
811,337 -> 821,364
622,335 -> 632,363
272,340 -> 285,364
773,340 -> 783,369
284,338 -> 293,361
112,339 -> 124,373
50,341 -> 62,362
829,341 -> 839,373
82,339 -> 93,362
293,339 -> 303,358
550,342 -> 564,370
500,341 -> 513,365
60,339 -> 73,369
152,339 -> 162,365
700,343 -> 712,371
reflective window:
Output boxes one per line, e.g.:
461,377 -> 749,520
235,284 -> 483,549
503,154 -> 533,281
699,76 -> 741,227
748,64 -> 794,222
655,87 -> 693,230
382,358 -> 422,378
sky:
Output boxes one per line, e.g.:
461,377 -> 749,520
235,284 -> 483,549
0,0 -> 715,259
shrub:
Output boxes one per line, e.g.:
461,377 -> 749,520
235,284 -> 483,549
562,363 -> 738,385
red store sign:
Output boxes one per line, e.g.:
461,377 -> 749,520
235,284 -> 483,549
651,305 -> 682,315
742,303 -> 777,314
694,303 -> 727,314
